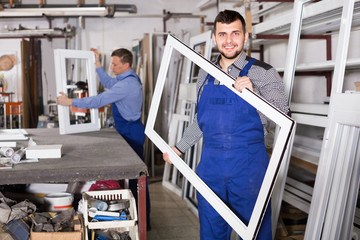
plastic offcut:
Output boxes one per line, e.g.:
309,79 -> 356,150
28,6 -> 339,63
0,147 -> 14,157
87,198 -> 108,211
11,147 -> 25,163
88,208 -> 122,218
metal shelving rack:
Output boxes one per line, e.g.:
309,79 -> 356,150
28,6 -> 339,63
251,0 -> 360,238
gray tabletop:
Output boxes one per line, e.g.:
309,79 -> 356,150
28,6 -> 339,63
0,128 -> 148,184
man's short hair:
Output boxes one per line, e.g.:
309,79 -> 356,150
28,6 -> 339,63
111,48 -> 133,67
213,10 -> 246,34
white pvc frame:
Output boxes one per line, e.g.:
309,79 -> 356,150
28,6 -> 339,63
163,31 -> 213,198
145,34 -> 295,239
54,49 -> 100,135
182,30 -> 212,206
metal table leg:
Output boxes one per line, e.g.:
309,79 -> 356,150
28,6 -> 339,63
138,174 -> 147,240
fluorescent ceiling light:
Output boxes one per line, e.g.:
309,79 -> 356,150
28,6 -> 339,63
0,29 -> 74,37
0,7 -> 109,17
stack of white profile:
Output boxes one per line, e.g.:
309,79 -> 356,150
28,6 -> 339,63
26,145 -> 62,159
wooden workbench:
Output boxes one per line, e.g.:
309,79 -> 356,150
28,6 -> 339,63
0,128 -> 148,240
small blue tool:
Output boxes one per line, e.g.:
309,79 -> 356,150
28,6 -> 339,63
93,213 -> 127,221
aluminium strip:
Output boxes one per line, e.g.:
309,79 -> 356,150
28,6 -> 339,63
282,190 -> 310,213
276,58 -> 360,72
285,183 -> 312,202
290,145 -> 319,165
290,103 -> 329,116
291,113 -> 328,128
304,0 -> 356,238
321,93 -> 360,238
322,125 -> 359,239
340,131 -> 360,239
286,177 -> 313,196
283,0 -> 313,104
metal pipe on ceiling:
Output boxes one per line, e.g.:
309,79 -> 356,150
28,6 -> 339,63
0,28 -> 75,38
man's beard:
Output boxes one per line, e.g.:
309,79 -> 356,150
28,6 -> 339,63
219,48 -> 242,60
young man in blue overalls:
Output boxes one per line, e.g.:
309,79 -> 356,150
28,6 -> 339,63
164,10 -> 289,239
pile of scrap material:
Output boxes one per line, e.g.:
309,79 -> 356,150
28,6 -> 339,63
0,192 -> 36,239
275,203 -> 307,240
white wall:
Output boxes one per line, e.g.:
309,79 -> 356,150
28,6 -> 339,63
0,39 -> 22,102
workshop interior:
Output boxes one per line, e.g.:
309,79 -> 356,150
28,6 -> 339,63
0,0 -> 360,240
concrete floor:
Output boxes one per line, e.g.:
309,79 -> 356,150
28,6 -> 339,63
147,179 -> 200,240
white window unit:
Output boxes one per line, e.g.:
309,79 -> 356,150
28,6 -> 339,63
54,49 -> 100,135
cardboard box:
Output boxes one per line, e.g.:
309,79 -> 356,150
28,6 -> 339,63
30,214 -> 84,240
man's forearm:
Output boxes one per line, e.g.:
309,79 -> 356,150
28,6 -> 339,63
175,116 -> 203,154
95,61 -> 101,68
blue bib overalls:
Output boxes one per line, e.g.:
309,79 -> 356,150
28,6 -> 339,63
196,59 -> 272,239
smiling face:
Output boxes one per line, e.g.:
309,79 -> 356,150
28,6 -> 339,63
212,19 -> 248,61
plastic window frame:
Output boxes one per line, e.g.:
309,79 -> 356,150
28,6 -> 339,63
145,34 -> 295,239
163,30 -> 212,196
54,49 -> 100,135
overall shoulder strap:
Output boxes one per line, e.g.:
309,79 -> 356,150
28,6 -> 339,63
197,74 -> 213,104
239,58 -> 256,77
123,72 -> 142,84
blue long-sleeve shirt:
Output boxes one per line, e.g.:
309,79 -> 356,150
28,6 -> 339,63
72,67 -> 143,121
